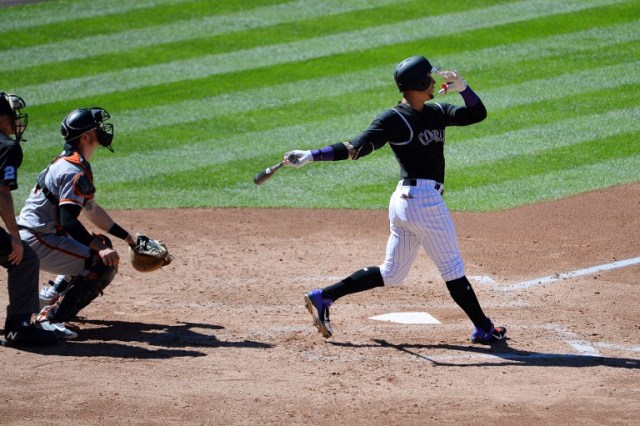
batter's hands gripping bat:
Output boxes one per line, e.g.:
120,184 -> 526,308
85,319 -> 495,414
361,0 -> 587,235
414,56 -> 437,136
253,154 -> 296,185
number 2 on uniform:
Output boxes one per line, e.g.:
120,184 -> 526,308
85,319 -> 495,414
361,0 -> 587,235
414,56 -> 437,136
3,166 -> 16,181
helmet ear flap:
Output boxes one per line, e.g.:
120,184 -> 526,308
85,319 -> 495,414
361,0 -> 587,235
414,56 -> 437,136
60,122 -> 70,139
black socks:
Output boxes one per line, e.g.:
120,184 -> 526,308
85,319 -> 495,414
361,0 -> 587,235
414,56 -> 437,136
446,276 -> 492,331
323,267 -> 384,301
322,271 -> 492,332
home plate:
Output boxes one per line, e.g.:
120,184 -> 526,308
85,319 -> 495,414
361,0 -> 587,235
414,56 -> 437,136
369,312 -> 440,324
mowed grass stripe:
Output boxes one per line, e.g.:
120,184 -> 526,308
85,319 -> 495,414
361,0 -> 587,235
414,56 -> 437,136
68,102 -> 640,189
2,0 -> 413,72
160,104 -> 640,183
449,130 -> 640,188
0,0 -> 196,33
10,0 -> 632,89
21,57 -> 639,158
6,0 -> 506,87
20,20 -> 637,147
446,154 -> 640,211
14,0 -> 628,105
1,0 -> 292,45
95,152 -> 640,210
448,104 -> 640,168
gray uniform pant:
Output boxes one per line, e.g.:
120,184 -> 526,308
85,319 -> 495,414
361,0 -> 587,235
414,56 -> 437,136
19,229 -> 89,276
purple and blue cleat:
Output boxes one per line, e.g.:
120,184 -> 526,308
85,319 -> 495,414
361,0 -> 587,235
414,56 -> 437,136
304,289 -> 333,338
471,320 -> 507,344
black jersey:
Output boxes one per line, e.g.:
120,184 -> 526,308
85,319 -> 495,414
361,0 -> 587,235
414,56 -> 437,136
0,133 -> 23,191
349,98 -> 486,183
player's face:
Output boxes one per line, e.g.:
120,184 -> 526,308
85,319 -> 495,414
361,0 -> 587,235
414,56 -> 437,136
83,129 -> 100,147
423,73 -> 435,100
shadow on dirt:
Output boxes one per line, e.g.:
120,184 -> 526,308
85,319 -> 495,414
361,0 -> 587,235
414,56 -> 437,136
7,319 -> 273,358
329,339 -> 639,369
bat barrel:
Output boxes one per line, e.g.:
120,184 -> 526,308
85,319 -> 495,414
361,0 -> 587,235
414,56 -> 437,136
253,160 -> 284,185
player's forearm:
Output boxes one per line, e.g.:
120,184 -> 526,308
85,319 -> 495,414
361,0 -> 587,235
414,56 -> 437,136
83,200 -> 133,245
459,85 -> 481,107
459,86 -> 487,123
311,145 -> 337,161
82,199 -> 116,232
108,222 -> 135,246
311,141 -> 372,161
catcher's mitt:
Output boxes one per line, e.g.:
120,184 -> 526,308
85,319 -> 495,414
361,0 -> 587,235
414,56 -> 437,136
129,233 -> 173,272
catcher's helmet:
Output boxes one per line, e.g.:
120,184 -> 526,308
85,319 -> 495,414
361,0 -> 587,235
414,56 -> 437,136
0,92 -> 28,143
394,56 -> 440,92
61,107 -> 114,151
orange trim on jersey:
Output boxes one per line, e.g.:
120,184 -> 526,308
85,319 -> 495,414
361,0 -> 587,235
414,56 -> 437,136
33,232 -> 86,259
64,152 -> 93,182
59,198 -> 84,206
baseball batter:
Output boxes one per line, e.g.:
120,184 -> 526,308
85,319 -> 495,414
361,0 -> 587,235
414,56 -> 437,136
284,55 -> 506,344
17,107 -> 136,339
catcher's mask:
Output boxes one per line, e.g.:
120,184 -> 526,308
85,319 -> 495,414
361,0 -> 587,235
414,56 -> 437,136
61,107 -> 114,152
0,92 -> 28,143
394,55 -> 440,92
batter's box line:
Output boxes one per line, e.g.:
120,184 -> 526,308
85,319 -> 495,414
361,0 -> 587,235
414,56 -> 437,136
469,256 -> 640,292
546,324 -> 640,356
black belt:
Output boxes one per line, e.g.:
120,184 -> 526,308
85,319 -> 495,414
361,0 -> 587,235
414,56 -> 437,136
402,179 -> 444,193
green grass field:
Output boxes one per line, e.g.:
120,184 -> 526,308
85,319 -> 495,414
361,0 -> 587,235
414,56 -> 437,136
2,0 -> 639,211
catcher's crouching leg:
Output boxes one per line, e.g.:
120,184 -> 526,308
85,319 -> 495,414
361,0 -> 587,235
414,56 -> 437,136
47,263 -> 117,323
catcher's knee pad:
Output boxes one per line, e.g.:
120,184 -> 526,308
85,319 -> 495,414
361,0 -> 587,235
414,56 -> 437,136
48,263 -> 117,322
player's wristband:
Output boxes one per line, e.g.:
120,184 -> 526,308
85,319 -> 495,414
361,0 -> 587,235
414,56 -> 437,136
311,146 -> 335,162
108,223 -> 129,240
460,85 -> 480,107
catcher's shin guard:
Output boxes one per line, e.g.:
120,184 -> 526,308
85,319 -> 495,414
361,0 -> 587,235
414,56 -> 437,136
48,264 -> 117,322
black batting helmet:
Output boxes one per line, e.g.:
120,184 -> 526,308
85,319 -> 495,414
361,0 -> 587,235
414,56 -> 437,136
394,56 -> 440,92
0,92 -> 28,143
61,107 -> 114,151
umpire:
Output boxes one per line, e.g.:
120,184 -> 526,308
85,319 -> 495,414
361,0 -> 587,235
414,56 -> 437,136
0,92 -> 57,347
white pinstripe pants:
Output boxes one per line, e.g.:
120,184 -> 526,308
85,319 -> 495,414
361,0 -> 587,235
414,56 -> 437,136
379,180 -> 465,285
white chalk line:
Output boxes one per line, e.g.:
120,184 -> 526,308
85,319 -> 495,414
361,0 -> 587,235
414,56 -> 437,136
470,256 -> 640,292
404,324 -> 640,364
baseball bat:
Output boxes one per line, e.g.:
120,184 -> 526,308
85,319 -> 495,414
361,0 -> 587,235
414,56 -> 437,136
253,159 -> 286,185
253,153 -> 300,185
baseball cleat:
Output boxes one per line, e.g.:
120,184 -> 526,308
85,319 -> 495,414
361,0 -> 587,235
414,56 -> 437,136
470,321 -> 507,344
304,289 -> 333,338
2,321 -> 58,347
35,320 -> 78,340
35,305 -> 78,340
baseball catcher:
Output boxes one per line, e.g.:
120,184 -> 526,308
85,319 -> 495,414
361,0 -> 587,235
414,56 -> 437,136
16,107 -> 173,340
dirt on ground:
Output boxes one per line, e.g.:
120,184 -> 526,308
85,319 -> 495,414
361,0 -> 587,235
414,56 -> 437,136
1,182 -> 638,425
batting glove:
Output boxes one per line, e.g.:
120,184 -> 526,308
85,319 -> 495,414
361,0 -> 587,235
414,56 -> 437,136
437,70 -> 467,95
284,150 -> 313,168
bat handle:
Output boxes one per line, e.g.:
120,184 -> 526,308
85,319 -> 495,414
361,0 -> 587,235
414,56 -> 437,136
270,160 -> 285,173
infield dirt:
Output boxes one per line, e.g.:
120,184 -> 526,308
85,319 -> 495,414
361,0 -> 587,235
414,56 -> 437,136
1,182 -> 639,425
